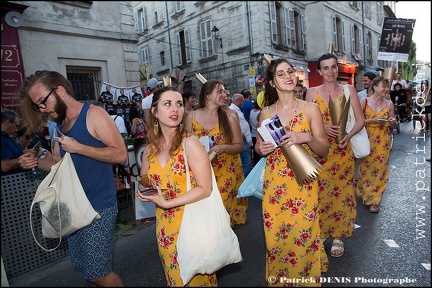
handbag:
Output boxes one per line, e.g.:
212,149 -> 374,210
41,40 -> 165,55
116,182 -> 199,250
30,151 -> 100,252
344,84 -> 370,159
237,157 -> 265,200
177,138 -> 243,285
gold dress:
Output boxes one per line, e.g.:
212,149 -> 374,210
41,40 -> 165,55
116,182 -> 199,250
355,104 -> 391,205
262,103 -> 326,287
147,146 -> 217,287
191,114 -> 248,226
313,93 -> 357,239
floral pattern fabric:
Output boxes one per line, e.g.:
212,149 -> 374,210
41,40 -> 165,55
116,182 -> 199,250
191,115 -> 248,226
313,93 -> 357,240
262,103 -> 327,286
355,104 -> 391,205
147,146 -> 217,287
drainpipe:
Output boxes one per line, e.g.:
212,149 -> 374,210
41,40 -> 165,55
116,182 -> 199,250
246,1 -> 253,65
362,2 -> 366,69
165,1 -> 174,69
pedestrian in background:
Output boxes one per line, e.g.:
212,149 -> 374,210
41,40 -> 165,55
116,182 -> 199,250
182,90 -> 197,117
230,93 -> 253,177
19,70 -> 126,287
390,72 -> 409,91
294,83 -> 305,100
142,78 -> 163,122
358,71 -> 377,100
240,89 -> 254,125
306,53 -> 364,259
108,109 -> 128,137
256,58 -> 329,286
1,110 -> 32,176
129,103 -> 145,138
249,100 -> 262,166
356,76 -> 396,213
419,80 -> 431,132
184,80 -> 248,227
137,87 -> 216,286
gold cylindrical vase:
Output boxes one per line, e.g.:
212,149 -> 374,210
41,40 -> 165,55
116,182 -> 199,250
328,96 -> 350,144
281,143 -> 322,185
384,67 -> 396,83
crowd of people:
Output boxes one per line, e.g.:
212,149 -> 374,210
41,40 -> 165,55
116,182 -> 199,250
1,55 -> 431,286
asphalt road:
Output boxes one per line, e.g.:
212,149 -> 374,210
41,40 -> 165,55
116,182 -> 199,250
7,121 -> 431,287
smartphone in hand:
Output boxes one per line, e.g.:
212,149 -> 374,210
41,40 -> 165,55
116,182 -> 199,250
139,188 -> 158,196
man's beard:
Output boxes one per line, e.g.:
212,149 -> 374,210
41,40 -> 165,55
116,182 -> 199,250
52,95 -> 68,124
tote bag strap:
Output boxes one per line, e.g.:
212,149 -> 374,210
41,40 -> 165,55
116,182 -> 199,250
343,84 -> 350,101
182,137 -> 192,190
29,155 -> 65,252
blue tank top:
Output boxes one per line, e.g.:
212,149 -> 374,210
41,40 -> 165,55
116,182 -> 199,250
59,102 -> 117,210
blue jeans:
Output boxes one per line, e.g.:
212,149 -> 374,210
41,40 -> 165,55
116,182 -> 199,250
240,140 -> 252,177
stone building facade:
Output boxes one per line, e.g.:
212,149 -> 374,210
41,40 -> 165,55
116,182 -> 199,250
132,1 -> 397,95
1,1 -> 140,109
2,1 -> 399,109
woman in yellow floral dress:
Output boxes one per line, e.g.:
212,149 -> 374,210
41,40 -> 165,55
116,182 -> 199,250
305,53 -> 364,258
184,80 -> 247,226
256,58 -> 329,286
356,76 -> 396,213
137,87 -> 217,286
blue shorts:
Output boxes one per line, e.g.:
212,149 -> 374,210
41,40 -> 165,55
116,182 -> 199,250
67,204 -> 118,280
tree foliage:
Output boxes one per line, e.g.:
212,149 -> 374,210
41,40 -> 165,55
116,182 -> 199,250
398,41 -> 417,81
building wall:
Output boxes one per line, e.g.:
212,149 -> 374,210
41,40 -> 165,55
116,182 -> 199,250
133,1 -> 393,94
7,1 -> 140,96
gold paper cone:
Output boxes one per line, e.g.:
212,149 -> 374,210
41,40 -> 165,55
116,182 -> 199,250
208,150 -> 217,162
137,174 -> 149,186
328,44 -> 334,54
195,73 -> 207,84
384,67 -> 396,83
281,144 -> 322,185
263,53 -> 273,64
328,96 -> 350,144
163,76 -> 172,87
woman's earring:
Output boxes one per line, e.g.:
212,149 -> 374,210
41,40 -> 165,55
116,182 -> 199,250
154,119 -> 159,135
179,122 -> 184,131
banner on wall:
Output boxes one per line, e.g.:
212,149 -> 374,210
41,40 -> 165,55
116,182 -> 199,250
99,82 -> 143,106
377,17 -> 416,62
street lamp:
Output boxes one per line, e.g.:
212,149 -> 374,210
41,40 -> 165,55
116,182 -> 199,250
211,26 -> 223,48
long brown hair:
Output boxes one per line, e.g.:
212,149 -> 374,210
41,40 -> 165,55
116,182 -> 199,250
262,58 -> 296,108
196,79 -> 233,144
145,87 -> 187,156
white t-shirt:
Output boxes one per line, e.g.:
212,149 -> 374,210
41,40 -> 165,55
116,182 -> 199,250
357,89 -> 368,100
249,109 -> 261,137
229,103 -> 253,147
391,80 -> 408,90
141,94 -> 153,110
111,115 -> 128,136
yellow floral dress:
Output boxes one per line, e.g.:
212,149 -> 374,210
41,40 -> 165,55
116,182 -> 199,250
313,93 -> 357,239
191,114 -> 248,226
355,104 -> 391,205
262,103 -> 327,287
147,145 -> 217,287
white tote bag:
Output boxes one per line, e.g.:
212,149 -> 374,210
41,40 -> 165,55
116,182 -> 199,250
30,152 -> 100,251
344,85 -> 370,159
177,139 -> 242,285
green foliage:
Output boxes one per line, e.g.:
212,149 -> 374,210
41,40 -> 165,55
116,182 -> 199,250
398,41 -> 417,81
